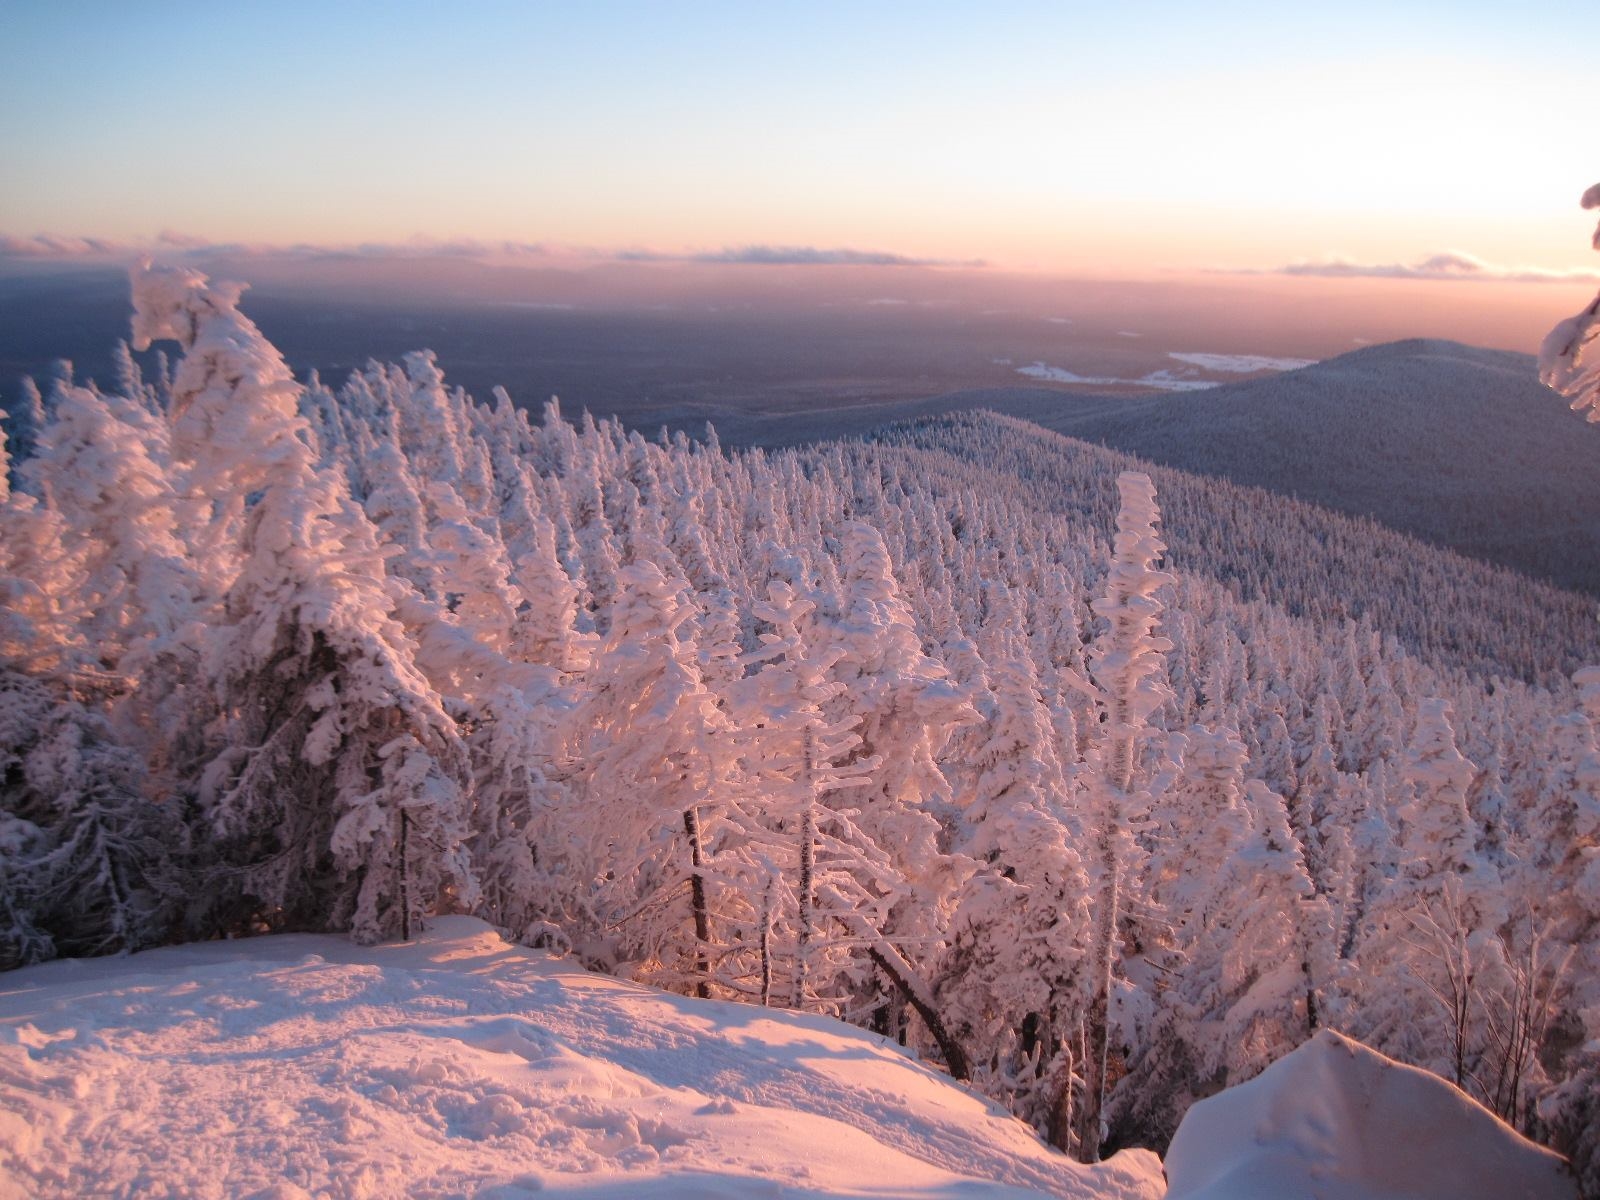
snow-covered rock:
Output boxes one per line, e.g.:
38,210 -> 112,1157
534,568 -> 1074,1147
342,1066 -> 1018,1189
1164,1029 -> 1577,1200
0,917 -> 1163,1199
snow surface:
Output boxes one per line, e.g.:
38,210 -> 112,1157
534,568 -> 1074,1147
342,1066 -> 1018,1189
1014,363 -> 1216,393
1164,1029 -> 1577,1200
1014,362 -> 1122,387
1165,352 -> 1314,373
1013,353 -> 1311,394
0,917 -> 1163,1200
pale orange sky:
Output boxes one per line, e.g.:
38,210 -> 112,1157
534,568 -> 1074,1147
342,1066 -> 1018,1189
2,3 -> 1595,283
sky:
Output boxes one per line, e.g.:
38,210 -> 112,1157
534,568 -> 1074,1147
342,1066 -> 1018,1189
1,0 -> 1595,281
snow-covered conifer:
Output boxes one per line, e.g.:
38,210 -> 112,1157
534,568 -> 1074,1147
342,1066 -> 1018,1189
24,380 -> 201,669
0,665 -> 179,968
1540,183 -> 1600,419
131,262 -> 474,943
940,595 -> 1090,1144
574,560 -> 737,997
821,520 -> 974,1050
1079,470 -> 1173,1161
729,565 -> 877,1010
3,376 -> 45,486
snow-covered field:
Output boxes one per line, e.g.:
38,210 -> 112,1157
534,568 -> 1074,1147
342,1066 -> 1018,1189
1164,352 -> 1314,374
1013,350 -> 1311,393
1014,362 -> 1216,392
0,918 -> 1163,1200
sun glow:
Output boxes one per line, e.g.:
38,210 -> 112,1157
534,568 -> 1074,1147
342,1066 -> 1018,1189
1,2 -> 1591,280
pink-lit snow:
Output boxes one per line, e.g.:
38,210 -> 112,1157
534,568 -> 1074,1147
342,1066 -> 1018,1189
1164,1029 -> 1577,1200
0,918 -> 1163,1199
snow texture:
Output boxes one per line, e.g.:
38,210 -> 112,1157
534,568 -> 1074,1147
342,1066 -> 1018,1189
0,917 -> 1163,1200
1164,1029 -> 1576,1200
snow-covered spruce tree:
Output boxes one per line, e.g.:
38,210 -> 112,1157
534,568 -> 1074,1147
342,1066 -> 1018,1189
818,520 -> 975,1068
1225,780 -> 1333,1066
728,562 -> 885,1011
1355,698 -> 1506,1096
572,559 -> 739,998
0,665 -> 181,968
1540,183 -> 1600,419
0,402 -> 183,967
2,376 -> 45,489
130,262 -> 474,944
1078,470 -> 1174,1162
1118,727 -> 1332,1148
421,478 -> 519,663
23,378 -> 203,678
1117,724 -> 1252,1141
937,584 -> 1091,1145
469,511 -> 591,948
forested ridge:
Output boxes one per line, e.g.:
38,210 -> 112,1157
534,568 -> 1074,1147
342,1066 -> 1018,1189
930,338 -> 1600,596
3,265 -> 1597,1183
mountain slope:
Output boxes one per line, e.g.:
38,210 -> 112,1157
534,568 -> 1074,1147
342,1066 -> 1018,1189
870,410 -> 1600,684
903,340 -> 1600,594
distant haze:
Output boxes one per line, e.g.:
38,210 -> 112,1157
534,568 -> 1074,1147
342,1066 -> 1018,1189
0,257 -> 1577,422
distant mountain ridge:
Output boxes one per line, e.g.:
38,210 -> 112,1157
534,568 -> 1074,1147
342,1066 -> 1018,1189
904,339 -> 1600,595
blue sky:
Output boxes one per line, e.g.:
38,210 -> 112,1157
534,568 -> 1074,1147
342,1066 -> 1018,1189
2,1 -> 1593,274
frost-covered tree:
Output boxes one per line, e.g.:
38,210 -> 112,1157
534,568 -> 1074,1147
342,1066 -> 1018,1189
818,520 -> 974,1055
1079,470 -> 1173,1161
3,376 -> 45,487
1355,699 -> 1508,1097
1540,183 -> 1600,419
131,262 -> 473,943
0,664 -> 180,969
728,565 -> 880,1011
23,379 -> 201,670
939,600 -> 1090,1143
0,375 -> 184,966
574,560 -> 738,997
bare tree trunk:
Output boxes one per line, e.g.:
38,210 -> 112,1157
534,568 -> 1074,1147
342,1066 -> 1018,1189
399,807 -> 411,943
759,874 -> 774,1007
683,806 -> 711,999
794,727 -> 817,1009
866,939 -> 971,1082
1079,811 -> 1120,1162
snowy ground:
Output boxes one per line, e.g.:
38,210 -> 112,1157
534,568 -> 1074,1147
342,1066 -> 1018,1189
1165,1030 -> 1576,1200
0,918 -> 1163,1200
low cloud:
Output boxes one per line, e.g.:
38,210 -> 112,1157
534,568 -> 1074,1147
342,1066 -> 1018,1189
0,232 -> 557,264
1273,251 -> 1600,284
0,233 -> 978,270
621,244 -> 981,268
693,245 -> 978,267
0,234 -> 127,258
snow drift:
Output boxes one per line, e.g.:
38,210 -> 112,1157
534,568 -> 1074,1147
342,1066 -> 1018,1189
0,917 -> 1163,1199
1164,1028 -> 1577,1200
